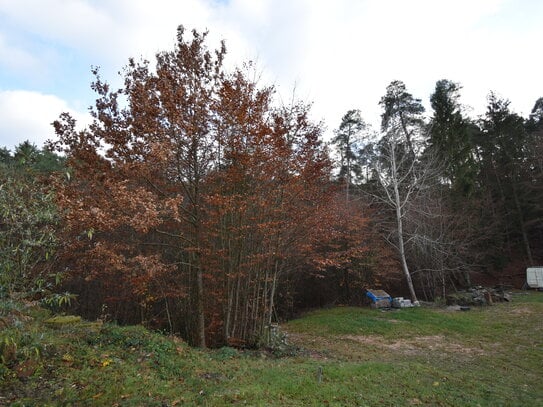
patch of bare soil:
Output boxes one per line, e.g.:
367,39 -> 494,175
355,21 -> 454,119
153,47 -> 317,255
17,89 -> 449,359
342,334 -> 486,357
286,329 -> 492,361
286,331 -> 487,361
285,332 -> 338,358
509,307 -> 534,315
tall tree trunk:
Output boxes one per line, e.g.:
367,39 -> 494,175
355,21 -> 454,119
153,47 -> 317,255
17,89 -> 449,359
193,192 -> 206,348
346,156 -> 351,202
195,266 -> 206,347
511,178 -> 534,265
190,245 -> 206,347
395,203 -> 418,303
268,260 -> 279,326
391,146 -> 418,304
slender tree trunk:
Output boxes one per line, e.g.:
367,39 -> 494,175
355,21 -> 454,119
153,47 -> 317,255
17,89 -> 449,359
193,194 -> 206,348
195,257 -> 206,348
343,269 -> 351,303
511,178 -> 534,265
492,166 -> 514,256
268,261 -> 279,327
346,175 -> 350,202
395,207 -> 418,303
391,146 -> 418,304
346,156 -> 351,202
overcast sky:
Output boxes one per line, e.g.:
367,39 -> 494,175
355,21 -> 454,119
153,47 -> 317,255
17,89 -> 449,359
1,0 -> 542,150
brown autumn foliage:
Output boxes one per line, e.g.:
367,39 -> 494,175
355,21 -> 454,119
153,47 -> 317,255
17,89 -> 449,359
50,27 -> 383,347
287,195 -> 401,311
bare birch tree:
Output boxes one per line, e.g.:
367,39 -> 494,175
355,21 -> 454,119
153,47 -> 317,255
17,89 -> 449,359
371,80 -> 427,303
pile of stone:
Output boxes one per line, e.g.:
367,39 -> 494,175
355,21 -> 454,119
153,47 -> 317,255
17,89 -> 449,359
392,297 -> 414,308
446,286 -> 512,306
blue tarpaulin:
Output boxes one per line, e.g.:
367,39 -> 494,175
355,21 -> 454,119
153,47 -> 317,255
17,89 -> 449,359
366,289 -> 392,307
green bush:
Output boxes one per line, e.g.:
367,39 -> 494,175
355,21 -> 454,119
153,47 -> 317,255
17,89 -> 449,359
0,142 -> 63,301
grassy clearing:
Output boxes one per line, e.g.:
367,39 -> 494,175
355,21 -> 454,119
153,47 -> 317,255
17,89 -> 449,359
1,292 -> 542,406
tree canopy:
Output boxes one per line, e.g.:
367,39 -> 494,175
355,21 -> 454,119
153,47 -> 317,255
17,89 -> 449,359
48,27 -> 373,347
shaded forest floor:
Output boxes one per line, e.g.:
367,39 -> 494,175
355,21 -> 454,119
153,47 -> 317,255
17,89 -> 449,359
1,292 -> 542,406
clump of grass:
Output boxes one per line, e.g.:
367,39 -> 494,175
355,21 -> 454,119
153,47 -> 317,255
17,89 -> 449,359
44,315 -> 82,326
285,305 -> 482,338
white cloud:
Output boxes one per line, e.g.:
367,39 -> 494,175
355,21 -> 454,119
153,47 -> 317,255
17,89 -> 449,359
0,90 -> 90,149
0,0 -> 218,69
0,33 -> 40,74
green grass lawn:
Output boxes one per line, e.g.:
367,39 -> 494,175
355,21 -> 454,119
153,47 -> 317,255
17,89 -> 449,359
1,292 -> 542,406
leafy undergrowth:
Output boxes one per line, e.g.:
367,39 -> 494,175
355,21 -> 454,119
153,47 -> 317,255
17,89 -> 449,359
1,292 -> 542,406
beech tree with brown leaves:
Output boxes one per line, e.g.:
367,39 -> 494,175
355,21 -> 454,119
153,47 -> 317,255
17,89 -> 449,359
50,27 -> 369,347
